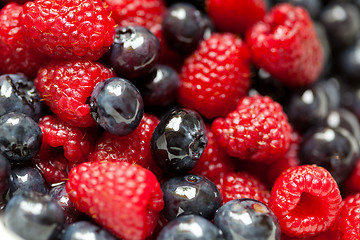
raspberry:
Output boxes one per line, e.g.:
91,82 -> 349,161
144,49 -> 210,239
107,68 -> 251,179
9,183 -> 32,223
246,3 -> 324,87
178,33 -> 251,119
214,172 -> 270,205
89,114 -> 163,177
66,161 -> 164,240
269,165 -> 342,237
338,193 -> 360,240
0,3 -> 47,77
20,0 -> 115,60
35,60 -> 115,127
212,95 -> 292,163
342,158 -> 360,196
190,125 -> 235,182
206,0 -> 267,34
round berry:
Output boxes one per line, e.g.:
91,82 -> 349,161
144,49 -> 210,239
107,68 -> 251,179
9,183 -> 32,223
90,77 -> 144,136
61,221 -> 117,240
161,174 -> 222,221
151,108 -> 207,173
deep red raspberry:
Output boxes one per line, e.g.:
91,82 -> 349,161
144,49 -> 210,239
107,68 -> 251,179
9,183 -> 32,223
66,161 -> 164,240
269,165 -> 342,237
190,125 -> 235,182
178,33 -> 251,119
342,158 -> 360,196
89,114 -> 163,177
0,3 -> 47,77
206,0 -> 266,34
20,0 -> 115,60
212,95 -> 292,163
246,3 -> 324,87
35,60 -> 115,127
338,193 -> 360,240
214,172 -> 270,205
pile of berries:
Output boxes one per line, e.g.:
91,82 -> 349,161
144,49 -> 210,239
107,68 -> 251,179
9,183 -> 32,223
1,0 -> 360,239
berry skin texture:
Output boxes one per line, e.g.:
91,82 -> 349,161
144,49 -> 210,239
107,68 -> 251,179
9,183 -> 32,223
206,0 -> 267,34
246,3 -> 324,87
178,33 -> 251,119
212,95 -> 292,163
20,0 -> 115,60
35,60 -> 115,127
0,3 -> 47,77
338,193 -> 360,240
269,165 -> 342,237
214,172 -> 270,205
66,161 -> 164,240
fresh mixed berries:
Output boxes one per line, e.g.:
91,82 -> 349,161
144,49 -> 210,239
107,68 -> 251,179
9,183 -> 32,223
2,0 -> 360,240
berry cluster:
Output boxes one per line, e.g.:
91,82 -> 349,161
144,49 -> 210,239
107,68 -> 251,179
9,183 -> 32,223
1,0 -> 360,240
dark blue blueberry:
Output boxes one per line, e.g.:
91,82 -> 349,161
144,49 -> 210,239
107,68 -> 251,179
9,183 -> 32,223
49,183 -> 82,226
315,77 -> 341,110
0,73 -> 43,121
0,154 -> 10,199
4,191 -> 65,240
319,2 -> 360,49
61,221 -> 117,240
9,166 -> 48,198
90,77 -> 144,136
151,108 -> 207,173
162,3 -> 214,55
214,199 -> 281,240
0,112 -> 42,163
338,39 -> 360,81
339,80 -> 360,120
285,86 -> 330,133
161,174 -> 222,221
137,64 -> 179,108
299,127 -> 359,184
274,0 -> 321,18
157,214 -> 224,240
106,26 -> 161,80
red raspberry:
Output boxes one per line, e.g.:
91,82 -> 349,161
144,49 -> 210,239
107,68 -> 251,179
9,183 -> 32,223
206,0 -> 266,34
269,165 -> 342,237
246,3 -> 324,87
20,0 -> 115,60
178,33 -> 251,119
190,125 -> 235,182
89,114 -> 163,177
35,60 -> 115,127
66,161 -> 164,240
212,95 -> 292,163
342,158 -> 360,196
214,172 -> 270,205
338,193 -> 360,240
0,3 -> 47,77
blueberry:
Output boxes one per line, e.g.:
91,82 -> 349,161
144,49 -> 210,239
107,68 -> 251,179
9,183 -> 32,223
0,154 -> 10,199
157,214 -> 224,240
49,183 -> 82,226
299,127 -> 359,184
0,73 -> 43,121
4,191 -> 65,240
214,199 -> 281,240
105,26 -> 161,80
161,174 -> 222,221
338,39 -> 360,81
0,112 -> 42,163
90,77 -> 144,136
162,3 -> 214,55
61,221 -> 117,240
274,0 -> 321,18
151,108 -> 207,173
9,166 -> 48,198
137,64 -> 180,108
315,77 -> 341,110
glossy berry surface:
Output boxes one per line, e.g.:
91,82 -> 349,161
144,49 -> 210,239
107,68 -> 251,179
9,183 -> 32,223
106,26 -> 161,80
61,221 -> 117,240
90,77 -> 144,136
157,214 -> 224,240
162,3 -> 213,55
0,73 -> 43,121
151,108 -> 207,173
299,127 -> 359,184
0,112 -> 42,163
4,191 -> 65,240
0,154 -> 10,199
161,174 -> 222,221
9,166 -> 48,199
214,199 -> 281,240
338,40 -> 360,81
